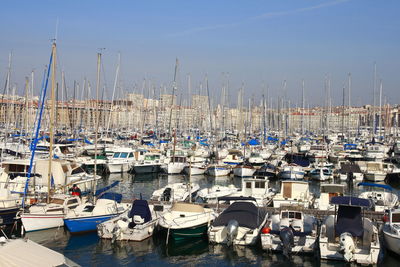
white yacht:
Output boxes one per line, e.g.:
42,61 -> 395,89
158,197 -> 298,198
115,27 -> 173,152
232,163 -> 256,177
107,147 -> 136,173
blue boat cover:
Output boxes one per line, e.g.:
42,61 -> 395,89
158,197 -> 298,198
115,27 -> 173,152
247,139 -> 260,146
357,182 -> 392,191
335,205 -> 364,237
330,196 -> 371,208
212,201 -> 267,229
98,192 -> 122,203
128,199 -> 152,223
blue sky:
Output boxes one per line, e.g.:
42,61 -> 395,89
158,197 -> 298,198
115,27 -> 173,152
1,0 -> 400,107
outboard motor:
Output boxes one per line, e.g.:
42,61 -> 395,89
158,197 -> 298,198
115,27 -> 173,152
226,220 -> 239,246
162,188 -> 172,201
339,232 -> 355,262
279,227 -> 294,258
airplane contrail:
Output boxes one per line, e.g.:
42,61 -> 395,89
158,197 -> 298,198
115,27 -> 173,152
169,0 -> 350,37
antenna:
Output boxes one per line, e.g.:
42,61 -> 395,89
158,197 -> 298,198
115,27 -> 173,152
55,18 -> 59,42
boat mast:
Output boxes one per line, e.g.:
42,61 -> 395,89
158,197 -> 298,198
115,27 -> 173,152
93,50 -> 102,202
348,73 -> 351,141
379,80 -> 383,139
47,40 -> 57,203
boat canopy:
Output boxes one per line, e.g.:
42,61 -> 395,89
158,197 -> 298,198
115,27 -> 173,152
128,199 -> 152,223
330,196 -> 371,208
336,205 -> 364,237
212,201 -> 267,229
357,182 -> 392,191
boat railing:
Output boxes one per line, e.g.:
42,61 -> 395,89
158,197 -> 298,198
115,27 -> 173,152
0,199 -> 19,209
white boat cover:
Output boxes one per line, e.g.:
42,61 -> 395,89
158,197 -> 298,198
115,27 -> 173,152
0,238 -> 79,267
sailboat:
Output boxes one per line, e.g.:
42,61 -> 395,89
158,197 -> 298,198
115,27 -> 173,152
63,52 -> 130,234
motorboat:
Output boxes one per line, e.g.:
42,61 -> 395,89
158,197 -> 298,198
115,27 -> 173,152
248,152 -> 265,166
158,202 -> 217,241
232,163 -> 256,177
273,180 -> 314,209
309,167 -> 333,181
97,199 -> 166,241
206,164 -> 231,177
255,162 -> 278,178
230,178 -> 276,207
336,161 -> 363,181
182,163 -> 207,176
131,153 -> 163,174
151,183 -> 200,202
261,208 -> 318,256
361,161 -> 393,182
382,208 -> 400,256
107,147 -> 136,173
319,196 -> 380,265
197,184 -> 239,204
208,197 -> 268,246
164,156 -> 187,174
357,182 -> 398,212
278,164 -> 305,180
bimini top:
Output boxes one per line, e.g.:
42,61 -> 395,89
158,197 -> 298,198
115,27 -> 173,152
212,201 -> 267,229
357,182 -> 393,191
330,196 -> 371,208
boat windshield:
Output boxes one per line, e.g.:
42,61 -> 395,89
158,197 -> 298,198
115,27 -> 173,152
120,152 -> 128,158
281,211 -> 302,220
392,213 -> 400,223
49,198 -> 64,205
113,152 -> 121,158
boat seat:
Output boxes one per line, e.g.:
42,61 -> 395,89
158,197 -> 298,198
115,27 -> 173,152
280,218 -> 290,230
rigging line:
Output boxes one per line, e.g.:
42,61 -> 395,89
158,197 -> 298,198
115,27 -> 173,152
22,47 -> 54,208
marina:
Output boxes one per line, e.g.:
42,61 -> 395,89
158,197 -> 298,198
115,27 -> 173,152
2,1 -> 400,266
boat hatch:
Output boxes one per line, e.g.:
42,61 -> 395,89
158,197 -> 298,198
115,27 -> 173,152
83,205 -> 95,212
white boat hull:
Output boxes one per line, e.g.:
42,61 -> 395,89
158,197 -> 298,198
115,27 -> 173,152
21,213 -> 65,232
233,167 -> 256,177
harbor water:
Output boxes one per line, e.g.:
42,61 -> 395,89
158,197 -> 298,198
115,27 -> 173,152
24,172 -> 400,266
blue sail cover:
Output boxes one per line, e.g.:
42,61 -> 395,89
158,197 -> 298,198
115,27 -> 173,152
128,199 -> 152,223
95,181 -> 120,196
98,192 -> 122,203
357,182 -> 393,191
247,139 -> 260,146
